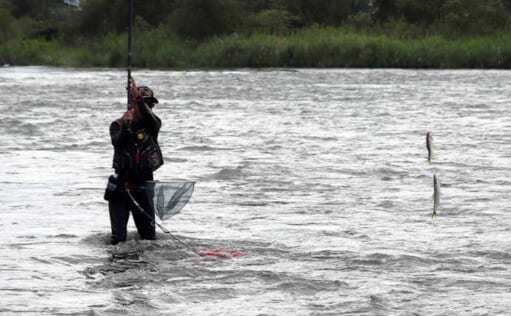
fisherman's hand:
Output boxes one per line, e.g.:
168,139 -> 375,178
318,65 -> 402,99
128,77 -> 136,89
122,109 -> 134,128
128,78 -> 139,99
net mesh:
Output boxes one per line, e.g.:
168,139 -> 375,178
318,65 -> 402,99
148,181 -> 195,220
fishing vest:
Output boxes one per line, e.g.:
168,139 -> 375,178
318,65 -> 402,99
112,119 -> 163,179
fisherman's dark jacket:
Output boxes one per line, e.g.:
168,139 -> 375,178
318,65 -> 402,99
110,99 -> 163,183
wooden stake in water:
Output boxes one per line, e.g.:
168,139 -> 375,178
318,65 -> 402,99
433,174 -> 440,217
426,132 -> 433,163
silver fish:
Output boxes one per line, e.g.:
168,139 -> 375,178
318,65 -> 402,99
426,132 -> 433,162
433,174 -> 440,217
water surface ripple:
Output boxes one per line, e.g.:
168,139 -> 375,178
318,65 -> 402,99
1,67 -> 511,315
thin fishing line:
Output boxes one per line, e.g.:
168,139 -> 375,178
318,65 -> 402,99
126,188 -> 200,256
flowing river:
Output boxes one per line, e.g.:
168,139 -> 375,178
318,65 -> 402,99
1,67 -> 511,315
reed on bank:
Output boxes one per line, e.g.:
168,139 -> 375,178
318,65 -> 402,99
1,27 -> 511,69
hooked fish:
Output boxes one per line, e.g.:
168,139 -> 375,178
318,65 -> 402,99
433,174 -> 440,217
426,132 -> 433,162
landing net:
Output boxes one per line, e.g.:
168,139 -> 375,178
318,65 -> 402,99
148,181 -> 195,220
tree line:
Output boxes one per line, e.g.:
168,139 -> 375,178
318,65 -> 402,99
1,0 -> 511,44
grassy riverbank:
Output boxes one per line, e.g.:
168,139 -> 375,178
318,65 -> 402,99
2,27 -> 511,69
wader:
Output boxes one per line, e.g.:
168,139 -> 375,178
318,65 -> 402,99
108,184 -> 155,245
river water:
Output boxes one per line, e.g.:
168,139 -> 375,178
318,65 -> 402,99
1,67 -> 511,315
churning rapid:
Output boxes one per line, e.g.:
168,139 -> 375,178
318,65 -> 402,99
1,67 -> 511,315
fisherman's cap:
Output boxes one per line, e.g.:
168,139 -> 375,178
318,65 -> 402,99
138,86 -> 159,106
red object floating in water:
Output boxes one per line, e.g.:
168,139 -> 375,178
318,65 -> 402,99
199,249 -> 246,258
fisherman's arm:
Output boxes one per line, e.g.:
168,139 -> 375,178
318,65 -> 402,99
137,98 -> 161,133
128,78 -> 161,134
110,120 -> 130,147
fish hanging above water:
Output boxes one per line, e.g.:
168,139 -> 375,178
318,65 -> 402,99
426,132 -> 433,163
433,174 -> 440,217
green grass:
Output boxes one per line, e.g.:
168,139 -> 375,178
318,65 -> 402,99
2,27 -> 511,69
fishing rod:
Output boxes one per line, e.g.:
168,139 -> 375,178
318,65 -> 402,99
124,1 -> 198,256
127,0 -> 134,109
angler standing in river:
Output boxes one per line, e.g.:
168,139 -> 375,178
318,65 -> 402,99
104,78 -> 164,245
